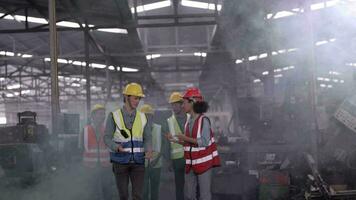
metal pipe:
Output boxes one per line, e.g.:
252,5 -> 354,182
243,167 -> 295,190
49,0 -> 60,135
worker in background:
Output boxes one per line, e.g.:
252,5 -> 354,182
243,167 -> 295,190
104,82 -> 153,200
163,92 -> 187,200
167,87 -> 221,200
80,104 -> 113,200
141,104 -> 163,200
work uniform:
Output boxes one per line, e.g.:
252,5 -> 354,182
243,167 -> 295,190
81,123 -> 114,200
163,113 -> 187,200
143,123 -> 163,200
104,107 -> 152,200
184,115 -> 220,200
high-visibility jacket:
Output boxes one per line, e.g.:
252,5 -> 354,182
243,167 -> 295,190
111,109 -> 147,164
167,114 -> 185,160
83,124 -> 110,168
145,123 -> 162,168
184,115 -> 220,174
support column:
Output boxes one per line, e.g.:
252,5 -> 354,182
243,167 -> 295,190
84,23 -> 91,119
49,0 -> 60,135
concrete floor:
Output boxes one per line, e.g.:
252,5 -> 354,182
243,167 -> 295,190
0,163 -> 179,200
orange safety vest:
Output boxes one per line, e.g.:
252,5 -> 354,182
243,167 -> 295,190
83,124 -> 110,168
184,115 -> 220,174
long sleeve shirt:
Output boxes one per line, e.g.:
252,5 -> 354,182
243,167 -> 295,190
103,107 -> 152,152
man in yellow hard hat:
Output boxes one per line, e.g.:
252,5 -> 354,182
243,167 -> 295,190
104,83 -> 153,200
79,104 -> 114,200
163,92 -> 188,200
140,104 -> 164,200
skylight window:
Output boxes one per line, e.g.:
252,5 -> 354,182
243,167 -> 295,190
181,0 -> 222,11
131,0 -> 172,13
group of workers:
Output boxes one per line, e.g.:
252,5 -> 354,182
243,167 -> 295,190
81,82 -> 221,200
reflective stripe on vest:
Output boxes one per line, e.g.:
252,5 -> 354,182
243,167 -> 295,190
110,109 -> 147,164
184,115 -> 221,174
122,147 -> 145,153
167,115 -> 185,159
183,137 -> 215,152
186,150 -> 219,165
83,125 -> 110,168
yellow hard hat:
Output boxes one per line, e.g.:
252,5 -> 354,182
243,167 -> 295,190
123,82 -> 145,97
140,104 -> 154,114
169,92 -> 183,103
91,104 -> 105,113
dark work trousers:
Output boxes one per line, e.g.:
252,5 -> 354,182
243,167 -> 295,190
143,166 -> 161,200
172,158 -> 185,200
113,162 -> 145,200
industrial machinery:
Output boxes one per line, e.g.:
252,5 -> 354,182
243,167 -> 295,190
0,111 -> 53,186
304,153 -> 356,200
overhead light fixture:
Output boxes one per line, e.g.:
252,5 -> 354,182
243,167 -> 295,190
108,66 -> 115,70
131,0 -> 172,13
315,40 -> 328,46
13,15 -> 48,24
116,66 -> 139,72
287,48 -> 299,52
259,53 -> 268,59
121,67 -> 139,72
56,21 -> 81,28
21,90 -> 32,95
278,49 -> 286,54
254,79 -> 261,83
22,54 -> 33,58
7,84 -> 21,90
235,59 -> 243,64
146,54 -> 161,60
90,63 -> 107,69
194,52 -> 202,57
57,58 -> 68,64
248,55 -> 258,61
273,11 -> 296,19
97,28 -> 128,34
181,0 -> 222,11
262,71 -> 269,75
71,83 -> 81,87
310,2 -> 325,11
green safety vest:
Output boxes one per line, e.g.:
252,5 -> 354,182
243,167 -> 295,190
167,115 -> 185,160
145,123 -> 162,168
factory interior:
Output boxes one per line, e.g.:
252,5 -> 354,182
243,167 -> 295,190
1,0 -> 356,200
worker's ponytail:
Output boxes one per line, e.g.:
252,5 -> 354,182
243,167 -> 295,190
193,101 -> 209,114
